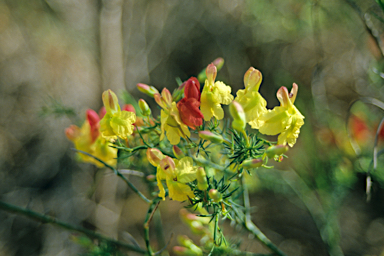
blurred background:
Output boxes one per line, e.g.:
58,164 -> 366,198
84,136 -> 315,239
1,0 -> 384,255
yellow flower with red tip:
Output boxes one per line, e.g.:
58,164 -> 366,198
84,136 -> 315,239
99,89 -> 136,141
66,109 -> 117,167
147,148 -> 197,201
155,88 -> 190,145
158,156 -> 198,201
256,83 -> 305,147
235,67 -> 267,126
200,63 -> 234,121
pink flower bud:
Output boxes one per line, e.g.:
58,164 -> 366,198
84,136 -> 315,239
146,174 -> 156,181
276,86 -> 291,107
243,67 -> 262,90
173,246 -> 188,255
212,57 -> 225,71
146,148 -> 164,167
102,89 -> 120,114
161,88 -> 173,106
206,63 -> 217,84
65,125 -> 81,141
172,145 -> 185,159
98,106 -> 106,119
86,109 -> 100,143
241,158 -> 263,169
198,131 -> 223,144
137,83 -> 159,98
266,145 -> 288,158
122,104 -> 136,114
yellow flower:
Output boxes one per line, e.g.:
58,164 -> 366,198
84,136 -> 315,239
256,83 -> 304,147
235,67 -> 267,126
155,88 -> 190,145
99,89 -> 136,140
200,64 -> 233,121
66,115 -> 117,167
157,156 -> 198,201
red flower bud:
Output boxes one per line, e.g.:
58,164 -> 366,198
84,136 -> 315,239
122,104 -> 136,114
184,77 -> 200,101
86,109 -> 100,143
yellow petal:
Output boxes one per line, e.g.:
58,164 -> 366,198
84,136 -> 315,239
176,157 -> 198,183
99,113 -> 118,141
278,112 -> 305,147
256,107 -> 291,135
214,81 -> 233,105
110,111 -> 136,139
167,179 -> 194,201
157,167 -> 167,200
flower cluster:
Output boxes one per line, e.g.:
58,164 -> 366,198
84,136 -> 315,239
66,61 -> 304,203
64,60 -> 307,256
65,109 -> 117,167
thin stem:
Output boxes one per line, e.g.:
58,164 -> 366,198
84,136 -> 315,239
213,213 -> 219,245
0,201 -> 146,254
136,125 -> 152,148
192,157 -> 227,172
73,149 -> 151,203
239,177 -> 287,256
143,197 -> 162,255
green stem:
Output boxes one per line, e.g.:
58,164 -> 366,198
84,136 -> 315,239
214,213 -> 219,245
240,177 -> 287,256
136,125 -> 152,148
73,149 -> 151,203
0,201 -> 146,254
192,157 -> 227,172
143,197 -> 162,255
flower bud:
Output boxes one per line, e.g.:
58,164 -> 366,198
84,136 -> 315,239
196,167 -> 208,190
265,145 -> 288,158
98,106 -> 106,119
154,88 -> 173,109
173,246 -> 188,255
65,125 -> 81,141
86,109 -> 100,143
146,148 -> 164,167
212,57 -> 225,71
209,189 -> 222,203
184,77 -> 201,100
102,89 -> 120,114
190,221 -> 205,234
177,235 -> 203,256
146,174 -> 156,181
172,145 -> 185,159
137,83 -> 159,98
229,101 -> 246,132
206,63 -> 217,84
198,131 -> 223,144
243,67 -> 262,90
240,158 -> 263,169
198,58 -> 224,83
122,104 -> 136,113
138,99 -> 151,116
